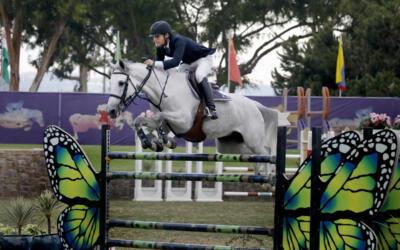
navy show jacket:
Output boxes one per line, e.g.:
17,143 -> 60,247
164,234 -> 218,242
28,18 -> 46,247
156,33 -> 216,70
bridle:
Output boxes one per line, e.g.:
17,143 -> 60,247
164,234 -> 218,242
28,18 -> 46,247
109,66 -> 169,112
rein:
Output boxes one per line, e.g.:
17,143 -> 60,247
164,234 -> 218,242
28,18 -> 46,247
110,66 -> 169,112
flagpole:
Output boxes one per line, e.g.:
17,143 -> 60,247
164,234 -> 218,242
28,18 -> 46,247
227,35 -> 231,93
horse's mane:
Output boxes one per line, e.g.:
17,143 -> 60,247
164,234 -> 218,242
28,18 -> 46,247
114,59 -> 186,79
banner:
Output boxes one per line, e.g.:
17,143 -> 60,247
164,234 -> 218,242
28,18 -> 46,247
0,29 -> 9,91
0,92 -> 399,146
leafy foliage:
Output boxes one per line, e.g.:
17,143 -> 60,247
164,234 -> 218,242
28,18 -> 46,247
1,197 -> 35,235
272,0 -> 400,97
34,190 -> 62,234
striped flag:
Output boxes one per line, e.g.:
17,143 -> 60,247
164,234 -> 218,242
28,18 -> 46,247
1,29 -> 10,84
335,38 -> 345,92
114,31 -> 121,63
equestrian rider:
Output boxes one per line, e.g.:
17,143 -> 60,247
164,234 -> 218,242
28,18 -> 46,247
144,20 -> 218,120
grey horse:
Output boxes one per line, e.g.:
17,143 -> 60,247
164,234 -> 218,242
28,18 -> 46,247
106,59 -> 289,174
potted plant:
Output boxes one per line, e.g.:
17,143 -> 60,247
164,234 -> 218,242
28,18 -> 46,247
358,112 -> 392,130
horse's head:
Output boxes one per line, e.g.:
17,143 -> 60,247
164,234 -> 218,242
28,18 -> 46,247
106,59 -> 148,119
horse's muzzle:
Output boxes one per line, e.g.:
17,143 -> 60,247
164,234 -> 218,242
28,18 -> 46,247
107,108 -> 118,119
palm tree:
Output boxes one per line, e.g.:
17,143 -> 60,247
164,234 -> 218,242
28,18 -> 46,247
2,197 -> 35,235
35,190 -> 62,234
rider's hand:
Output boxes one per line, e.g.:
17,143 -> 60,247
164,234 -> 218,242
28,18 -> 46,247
144,59 -> 154,67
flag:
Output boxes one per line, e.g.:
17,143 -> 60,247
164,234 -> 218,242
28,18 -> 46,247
1,29 -> 10,84
114,31 -> 121,63
335,38 -> 345,92
229,37 -> 243,87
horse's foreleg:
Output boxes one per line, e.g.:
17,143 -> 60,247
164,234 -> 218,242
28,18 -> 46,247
134,113 -> 166,152
157,124 -> 177,149
135,127 -> 163,152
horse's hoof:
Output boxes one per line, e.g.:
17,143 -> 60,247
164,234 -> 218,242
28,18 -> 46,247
141,139 -> 152,149
166,138 -> 177,149
152,141 -> 164,152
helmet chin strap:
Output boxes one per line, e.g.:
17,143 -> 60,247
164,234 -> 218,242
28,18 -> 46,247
163,34 -> 170,46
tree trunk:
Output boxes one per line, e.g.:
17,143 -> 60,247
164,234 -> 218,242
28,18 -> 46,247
78,65 -> 88,92
47,217 -> 51,234
0,2 -> 23,91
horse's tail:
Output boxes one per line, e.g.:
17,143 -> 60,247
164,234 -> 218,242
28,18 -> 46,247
255,103 -> 290,156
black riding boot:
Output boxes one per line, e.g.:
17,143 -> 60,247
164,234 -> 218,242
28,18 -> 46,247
198,77 -> 218,120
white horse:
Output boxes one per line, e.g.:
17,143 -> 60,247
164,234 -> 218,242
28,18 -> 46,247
106,59 -> 289,174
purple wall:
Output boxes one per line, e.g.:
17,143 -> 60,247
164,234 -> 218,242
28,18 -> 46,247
0,92 -> 399,146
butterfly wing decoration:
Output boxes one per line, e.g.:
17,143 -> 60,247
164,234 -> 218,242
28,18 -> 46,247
43,125 -> 101,250
282,131 -> 361,249
370,132 -> 400,250
282,130 -> 398,250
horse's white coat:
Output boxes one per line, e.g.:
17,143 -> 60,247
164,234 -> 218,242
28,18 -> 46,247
107,60 -> 289,174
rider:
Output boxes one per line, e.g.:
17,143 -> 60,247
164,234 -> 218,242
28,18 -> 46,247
144,20 -> 218,120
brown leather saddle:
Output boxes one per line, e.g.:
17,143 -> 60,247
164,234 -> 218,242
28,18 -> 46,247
174,72 -> 230,142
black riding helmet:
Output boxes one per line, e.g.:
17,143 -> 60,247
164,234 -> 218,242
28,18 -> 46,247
149,21 -> 172,37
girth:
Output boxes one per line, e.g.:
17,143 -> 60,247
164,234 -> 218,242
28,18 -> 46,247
171,103 -> 207,143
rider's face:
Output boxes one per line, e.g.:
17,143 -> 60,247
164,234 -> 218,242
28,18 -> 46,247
153,34 -> 168,47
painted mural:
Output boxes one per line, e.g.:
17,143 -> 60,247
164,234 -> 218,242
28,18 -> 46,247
0,92 -> 399,145
0,100 -> 44,131
68,104 -> 135,139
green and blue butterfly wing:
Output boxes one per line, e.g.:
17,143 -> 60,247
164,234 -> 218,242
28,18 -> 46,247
320,130 -> 397,217
43,125 -> 101,249
282,130 -> 398,250
282,131 -> 361,249
319,219 -> 376,250
284,131 -> 360,211
43,125 -> 100,205
370,138 -> 400,250
58,205 -> 100,250
316,130 -> 397,250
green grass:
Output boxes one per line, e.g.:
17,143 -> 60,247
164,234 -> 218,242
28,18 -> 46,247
0,144 -> 301,172
0,200 -> 274,249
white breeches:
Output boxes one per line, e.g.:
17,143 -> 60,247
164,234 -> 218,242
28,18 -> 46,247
179,55 -> 214,83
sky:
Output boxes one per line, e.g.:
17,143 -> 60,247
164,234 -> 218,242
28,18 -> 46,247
17,34 -> 283,96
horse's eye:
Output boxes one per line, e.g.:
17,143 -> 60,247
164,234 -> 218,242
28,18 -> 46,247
119,81 -> 124,86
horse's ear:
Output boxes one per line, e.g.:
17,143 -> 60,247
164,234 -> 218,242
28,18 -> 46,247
118,59 -> 130,73
118,59 -> 126,70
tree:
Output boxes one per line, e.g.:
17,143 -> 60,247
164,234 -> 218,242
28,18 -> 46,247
45,1 -> 108,92
271,0 -> 400,97
44,0 -> 180,92
172,0 -> 332,92
271,28 -> 339,96
28,0 -> 83,92
0,0 -> 33,91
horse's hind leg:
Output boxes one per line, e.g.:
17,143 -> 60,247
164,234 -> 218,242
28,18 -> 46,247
242,134 -> 274,175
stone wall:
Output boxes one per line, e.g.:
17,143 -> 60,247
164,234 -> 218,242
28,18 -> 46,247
0,149 -> 50,199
